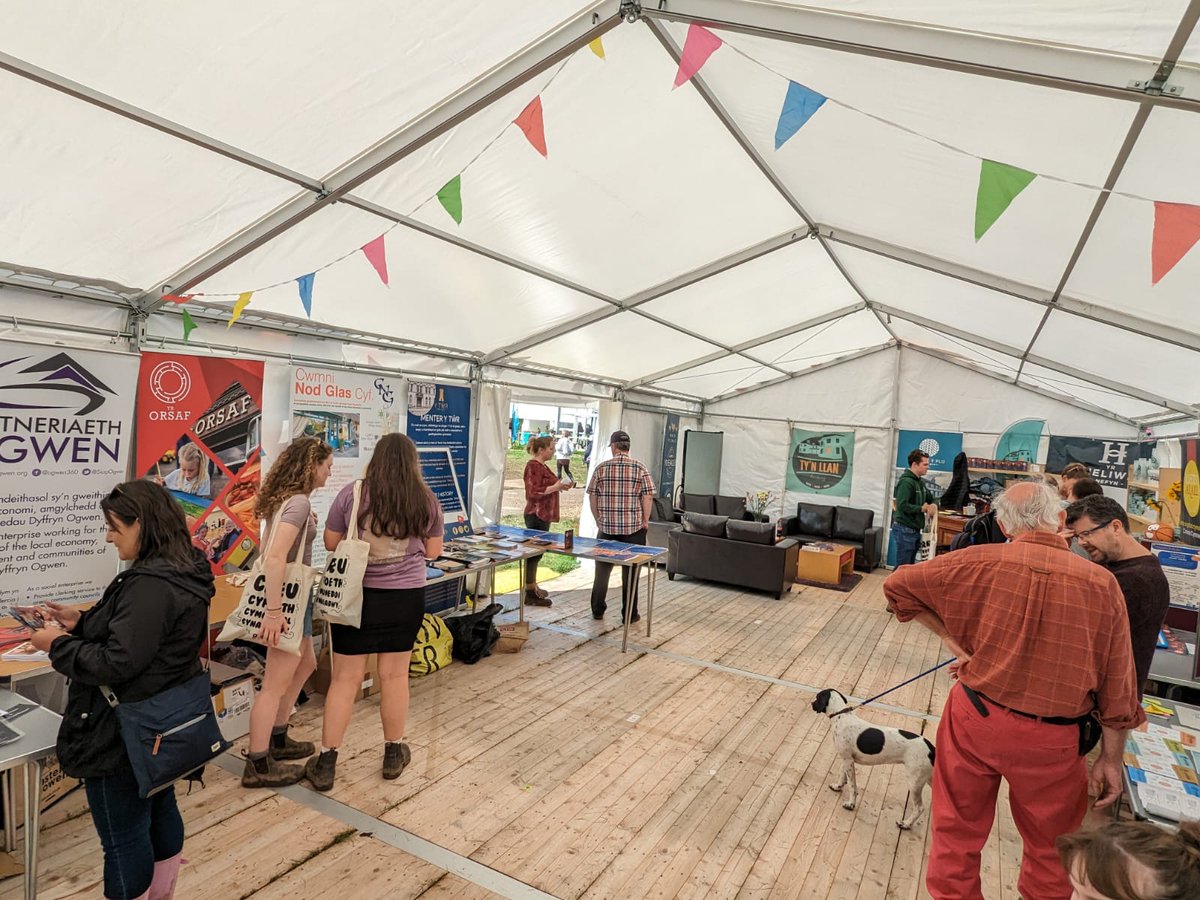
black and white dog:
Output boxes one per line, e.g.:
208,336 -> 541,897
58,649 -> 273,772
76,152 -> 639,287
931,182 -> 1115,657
811,688 -> 935,830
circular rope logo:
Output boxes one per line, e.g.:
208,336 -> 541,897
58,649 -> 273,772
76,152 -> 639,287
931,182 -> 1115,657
149,361 -> 191,404
919,438 -> 941,458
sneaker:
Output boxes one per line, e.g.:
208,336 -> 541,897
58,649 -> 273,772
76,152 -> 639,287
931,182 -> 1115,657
382,742 -> 412,780
241,753 -> 305,789
524,590 -> 552,607
270,729 -> 315,761
305,749 -> 338,792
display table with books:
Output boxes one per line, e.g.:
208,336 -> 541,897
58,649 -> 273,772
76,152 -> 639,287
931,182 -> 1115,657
1122,695 -> 1200,827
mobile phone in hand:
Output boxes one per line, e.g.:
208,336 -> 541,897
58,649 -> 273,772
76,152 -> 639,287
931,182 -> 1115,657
10,606 -> 45,631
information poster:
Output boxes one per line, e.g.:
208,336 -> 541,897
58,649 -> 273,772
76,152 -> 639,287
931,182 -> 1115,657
786,428 -> 855,497
1046,435 -> 1150,489
1181,439 -> 1200,547
407,382 -> 471,538
1151,542 -> 1200,608
659,414 -> 680,498
0,342 -> 138,608
290,367 -> 401,567
136,352 -> 264,575
895,430 -> 962,472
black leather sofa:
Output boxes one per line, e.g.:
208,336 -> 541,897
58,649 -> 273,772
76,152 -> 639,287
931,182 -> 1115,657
667,513 -> 799,599
778,502 -> 882,570
648,494 -> 751,554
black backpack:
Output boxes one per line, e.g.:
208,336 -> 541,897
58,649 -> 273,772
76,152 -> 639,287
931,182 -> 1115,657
949,511 -> 1005,552
443,603 -> 502,664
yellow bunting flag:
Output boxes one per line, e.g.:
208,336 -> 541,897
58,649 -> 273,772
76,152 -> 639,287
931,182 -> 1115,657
589,37 -> 605,60
227,291 -> 253,329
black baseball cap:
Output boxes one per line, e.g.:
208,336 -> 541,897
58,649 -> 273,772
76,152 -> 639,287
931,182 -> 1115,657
609,430 -> 630,444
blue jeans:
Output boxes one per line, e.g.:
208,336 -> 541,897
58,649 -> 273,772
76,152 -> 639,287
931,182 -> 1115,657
891,523 -> 920,568
85,767 -> 184,899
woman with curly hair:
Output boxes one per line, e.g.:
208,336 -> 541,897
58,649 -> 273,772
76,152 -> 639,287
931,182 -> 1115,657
241,437 -> 333,788
305,433 -> 442,790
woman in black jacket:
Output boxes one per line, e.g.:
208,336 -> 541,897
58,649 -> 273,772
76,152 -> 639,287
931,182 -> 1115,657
29,481 -> 213,900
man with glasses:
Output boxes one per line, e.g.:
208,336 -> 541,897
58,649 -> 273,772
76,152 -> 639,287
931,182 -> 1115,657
1065,495 -> 1170,698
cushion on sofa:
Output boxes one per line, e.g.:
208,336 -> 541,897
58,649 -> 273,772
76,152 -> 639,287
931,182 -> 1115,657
796,503 -> 835,538
713,495 -> 747,519
651,497 -> 675,521
833,506 -> 875,541
726,519 -> 775,545
682,513 -> 729,537
682,494 -> 716,515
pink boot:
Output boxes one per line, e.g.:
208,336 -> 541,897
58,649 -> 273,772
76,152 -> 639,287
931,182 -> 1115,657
147,853 -> 183,900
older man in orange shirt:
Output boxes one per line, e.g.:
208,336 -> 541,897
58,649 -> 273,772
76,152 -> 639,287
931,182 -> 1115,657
884,481 -> 1144,900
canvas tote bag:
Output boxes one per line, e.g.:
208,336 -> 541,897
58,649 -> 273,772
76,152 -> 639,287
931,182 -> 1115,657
916,509 -> 938,563
218,504 -> 317,655
312,479 -> 369,626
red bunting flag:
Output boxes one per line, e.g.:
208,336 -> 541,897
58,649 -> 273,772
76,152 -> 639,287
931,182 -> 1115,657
1151,201 -> 1200,284
514,96 -> 547,158
674,24 -> 722,88
162,294 -> 192,305
361,234 -> 389,286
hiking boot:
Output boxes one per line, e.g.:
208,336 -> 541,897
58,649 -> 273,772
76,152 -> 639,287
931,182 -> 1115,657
524,589 -> 552,607
382,742 -> 411,780
241,753 -> 305,789
270,727 -> 315,761
305,749 -> 338,792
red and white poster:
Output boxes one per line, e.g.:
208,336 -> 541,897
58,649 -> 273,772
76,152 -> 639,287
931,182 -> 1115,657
136,352 -> 264,574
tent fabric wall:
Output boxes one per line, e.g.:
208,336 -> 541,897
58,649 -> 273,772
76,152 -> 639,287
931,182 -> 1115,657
472,383 -> 512,527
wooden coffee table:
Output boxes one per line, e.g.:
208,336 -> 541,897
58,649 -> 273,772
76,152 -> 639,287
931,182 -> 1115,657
796,542 -> 856,586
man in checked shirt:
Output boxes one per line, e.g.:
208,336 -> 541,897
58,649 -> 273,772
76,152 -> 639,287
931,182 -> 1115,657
586,429 -> 655,621
884,481 -> 1143,900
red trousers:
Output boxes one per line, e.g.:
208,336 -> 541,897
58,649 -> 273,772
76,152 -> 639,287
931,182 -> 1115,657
927,683 -> 1087,900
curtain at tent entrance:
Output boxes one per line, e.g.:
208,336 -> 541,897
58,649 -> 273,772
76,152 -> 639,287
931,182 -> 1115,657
471,383 -> 511,527
581,398 -> 624,538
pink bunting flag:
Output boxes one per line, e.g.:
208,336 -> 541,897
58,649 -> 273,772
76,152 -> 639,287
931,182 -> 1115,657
1151,201 -> 1200,284
514,96 -> 547,158
361,234 -> 389,286
673,24 -> 722,88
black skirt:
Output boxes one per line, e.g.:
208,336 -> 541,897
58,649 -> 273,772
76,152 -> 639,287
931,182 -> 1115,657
329,585 -> 426,654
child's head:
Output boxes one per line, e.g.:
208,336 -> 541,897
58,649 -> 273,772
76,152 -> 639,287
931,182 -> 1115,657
1057,820 -> 1200,899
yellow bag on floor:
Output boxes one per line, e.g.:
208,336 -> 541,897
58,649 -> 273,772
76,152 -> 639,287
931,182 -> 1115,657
409,613 -> 453,677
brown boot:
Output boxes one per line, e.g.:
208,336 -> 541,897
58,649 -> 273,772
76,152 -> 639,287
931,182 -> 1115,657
524,589 -> 552,607
382,742 -> 411,780
305,749 -> 338,792
241,752 -> 305,788
269,725 -> 315,761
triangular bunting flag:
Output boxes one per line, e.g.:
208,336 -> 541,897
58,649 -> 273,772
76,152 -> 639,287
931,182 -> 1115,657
673,24 -> 722,88
227,291 -> 252,329
362,234 -> 389,286
181,309 -> 198,342
589,36 -> 605,60
514,96 -> 548,158
296,273 -> 315,317
1151,201 -> 1200,284
437,175 -> 463,225
774,81 -> 826,150
974,159 -> 1037,240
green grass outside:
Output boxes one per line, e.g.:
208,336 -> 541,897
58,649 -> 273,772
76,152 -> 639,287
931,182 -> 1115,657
489,513 -> 582,595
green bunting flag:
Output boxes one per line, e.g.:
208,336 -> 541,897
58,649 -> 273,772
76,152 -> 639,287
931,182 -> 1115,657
975,159 -> 1037,240
437,175 -> 463,225
181,309 -> 198,342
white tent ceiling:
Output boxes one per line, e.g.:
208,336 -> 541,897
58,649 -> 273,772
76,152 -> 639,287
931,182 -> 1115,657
3,0 -> 1200,427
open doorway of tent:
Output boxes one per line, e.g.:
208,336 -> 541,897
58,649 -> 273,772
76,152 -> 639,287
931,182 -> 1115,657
492,399 -> 600,595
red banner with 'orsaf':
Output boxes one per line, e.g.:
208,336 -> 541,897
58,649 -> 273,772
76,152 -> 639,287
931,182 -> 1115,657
136,352 -> 264,574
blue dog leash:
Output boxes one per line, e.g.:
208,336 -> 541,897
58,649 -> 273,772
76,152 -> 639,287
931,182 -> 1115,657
829,658 -> 957,717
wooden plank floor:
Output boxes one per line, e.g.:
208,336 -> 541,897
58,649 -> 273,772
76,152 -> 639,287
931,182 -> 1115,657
1,566 -> 1027,899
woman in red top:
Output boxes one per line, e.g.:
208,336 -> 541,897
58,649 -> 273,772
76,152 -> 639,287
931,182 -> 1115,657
523,435 -> 569,606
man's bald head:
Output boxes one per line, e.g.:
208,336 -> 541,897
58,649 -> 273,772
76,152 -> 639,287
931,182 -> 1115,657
993,481 -> 1064,537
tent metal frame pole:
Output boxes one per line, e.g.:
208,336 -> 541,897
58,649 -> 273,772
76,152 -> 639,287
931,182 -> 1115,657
704,342 -> 895,405
135,1 -> 626,312
873,303 -> 1196,417
820,227 -> 1200,355
1015,0 -> 1200,379
644,17 -> 899,344
882,345 -> 903,563
480,225 -> 812,366
640,1 -> 1200,114
900,343 -> 1139,428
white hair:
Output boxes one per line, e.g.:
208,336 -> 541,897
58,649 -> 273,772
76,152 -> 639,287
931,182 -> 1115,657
992,482 -> 1062,535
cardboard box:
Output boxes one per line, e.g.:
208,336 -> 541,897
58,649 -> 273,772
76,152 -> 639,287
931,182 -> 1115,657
8,755 -> 79,825
495,621 -> 529,653
307,644 -> 379,701
209,661 -> 255,742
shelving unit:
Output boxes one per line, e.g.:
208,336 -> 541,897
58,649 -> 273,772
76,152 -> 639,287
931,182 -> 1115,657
1129,480 -> 1160,493
968,466 -> 1034,477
